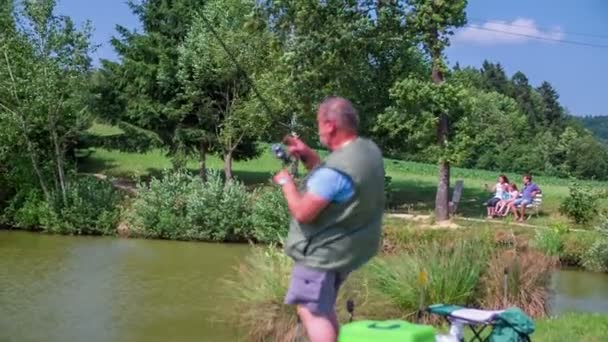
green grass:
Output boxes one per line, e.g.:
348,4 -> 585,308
78,122 -> 608,226
533,313 -> 608,341
450,313 -> 608,341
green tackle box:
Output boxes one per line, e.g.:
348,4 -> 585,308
338,319 -> 436,342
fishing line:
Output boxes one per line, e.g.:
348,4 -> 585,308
197,10 -> 292,131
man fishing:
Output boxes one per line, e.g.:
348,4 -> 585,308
273,96 -> 385,342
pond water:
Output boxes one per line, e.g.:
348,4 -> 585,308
1,231 -> 607,342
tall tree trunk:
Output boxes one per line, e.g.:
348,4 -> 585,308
432,57 -> 450,222
435,113 -> 450,222
51,130 -> 67,206
224,150 -> 233,181
199,140 -> 207,182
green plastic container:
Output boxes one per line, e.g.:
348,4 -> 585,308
338,320 -> 436,342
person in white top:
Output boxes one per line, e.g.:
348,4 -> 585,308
484,175 -> 509,218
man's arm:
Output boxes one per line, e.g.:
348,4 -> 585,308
280,181 -> 329,224
274,167 -> 354,224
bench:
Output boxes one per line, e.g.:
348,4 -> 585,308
449,180 -> 464,215
516,193 -> 543,220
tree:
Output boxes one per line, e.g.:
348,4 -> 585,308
250,1 -> 427,143
480,60 -> 510,94
457,91 -> 528,171
177,0 -> 274,180
93,0 -> 209,172
0,0 -> 94,204
404,0 -> 468,222
374,77 -> 472,165
537,81 -> 566,133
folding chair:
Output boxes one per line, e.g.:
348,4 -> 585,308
426,304 -> 533,342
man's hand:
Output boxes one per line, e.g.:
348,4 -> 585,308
283,134 -> 320,170
273,169 -> 293,186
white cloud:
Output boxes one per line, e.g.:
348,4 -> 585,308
453,18 -> 565,45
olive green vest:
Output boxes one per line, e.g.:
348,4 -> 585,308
284,137 -> 385,273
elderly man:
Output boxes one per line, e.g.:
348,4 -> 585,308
273,96 -> 385,342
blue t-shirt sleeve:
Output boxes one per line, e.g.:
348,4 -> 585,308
306,167 -> 355,203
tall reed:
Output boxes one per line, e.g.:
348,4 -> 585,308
368,237 -> 492,321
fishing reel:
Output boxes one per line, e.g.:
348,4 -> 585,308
271,143 -> 292,165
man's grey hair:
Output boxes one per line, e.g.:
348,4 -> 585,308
318,96 -> 359,132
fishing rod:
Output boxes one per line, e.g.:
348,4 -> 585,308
198,10 -> 309,170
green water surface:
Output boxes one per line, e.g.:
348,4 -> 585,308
0,231 -> 250,342
2,231 -> 608,342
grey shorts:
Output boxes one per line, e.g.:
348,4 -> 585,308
284,264 -> 349,316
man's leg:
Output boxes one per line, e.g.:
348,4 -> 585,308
518,200 -> 529,221
297,305 -> 338,342
285,265 -> 348,342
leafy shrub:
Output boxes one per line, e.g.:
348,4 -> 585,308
125,170 -> 194,239
10,190 -> 59,230
186,171 -> 251,241
8,177 -> 121,235
559,182 -> 603,224
479,249 -> 557,318
583,240 -> 608,273
368,238 -> 492,320
531,228 -> 563,257
56,176 -> 122,235
126,169 -> 252,242
582,215 -> 608,272
249,186 -> 290,244
561,231 -> 597,266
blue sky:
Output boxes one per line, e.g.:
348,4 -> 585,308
56,0 -> 608,116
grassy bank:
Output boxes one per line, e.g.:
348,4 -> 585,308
533,313 -> 608,341
79,123 -> 608,227
223,225 -> 607,342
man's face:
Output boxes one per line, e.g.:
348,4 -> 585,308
523,176 -> 530,184
316,110 -> 335,148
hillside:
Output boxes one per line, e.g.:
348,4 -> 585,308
579,115 -> 608,143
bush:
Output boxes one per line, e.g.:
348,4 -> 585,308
8,177 -> 121,235
186,171 -> 251,241
478,249 -> 557,318
561,231 -> 597,266
368,237 -> 492,320
249,186 -> 290,244
125,170 -> 195,239
582,215 -> 608,272
126,169 -> 252,241
10,190 -> 60,230
583,239 -> 608,273
57,176 -> 122,235
559,182 -> 603,224
531,228 -> 563,257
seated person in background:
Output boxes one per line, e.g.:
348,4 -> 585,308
508,174 -> 541,222
496,183 -> 519,217
485,175 -> 509,218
